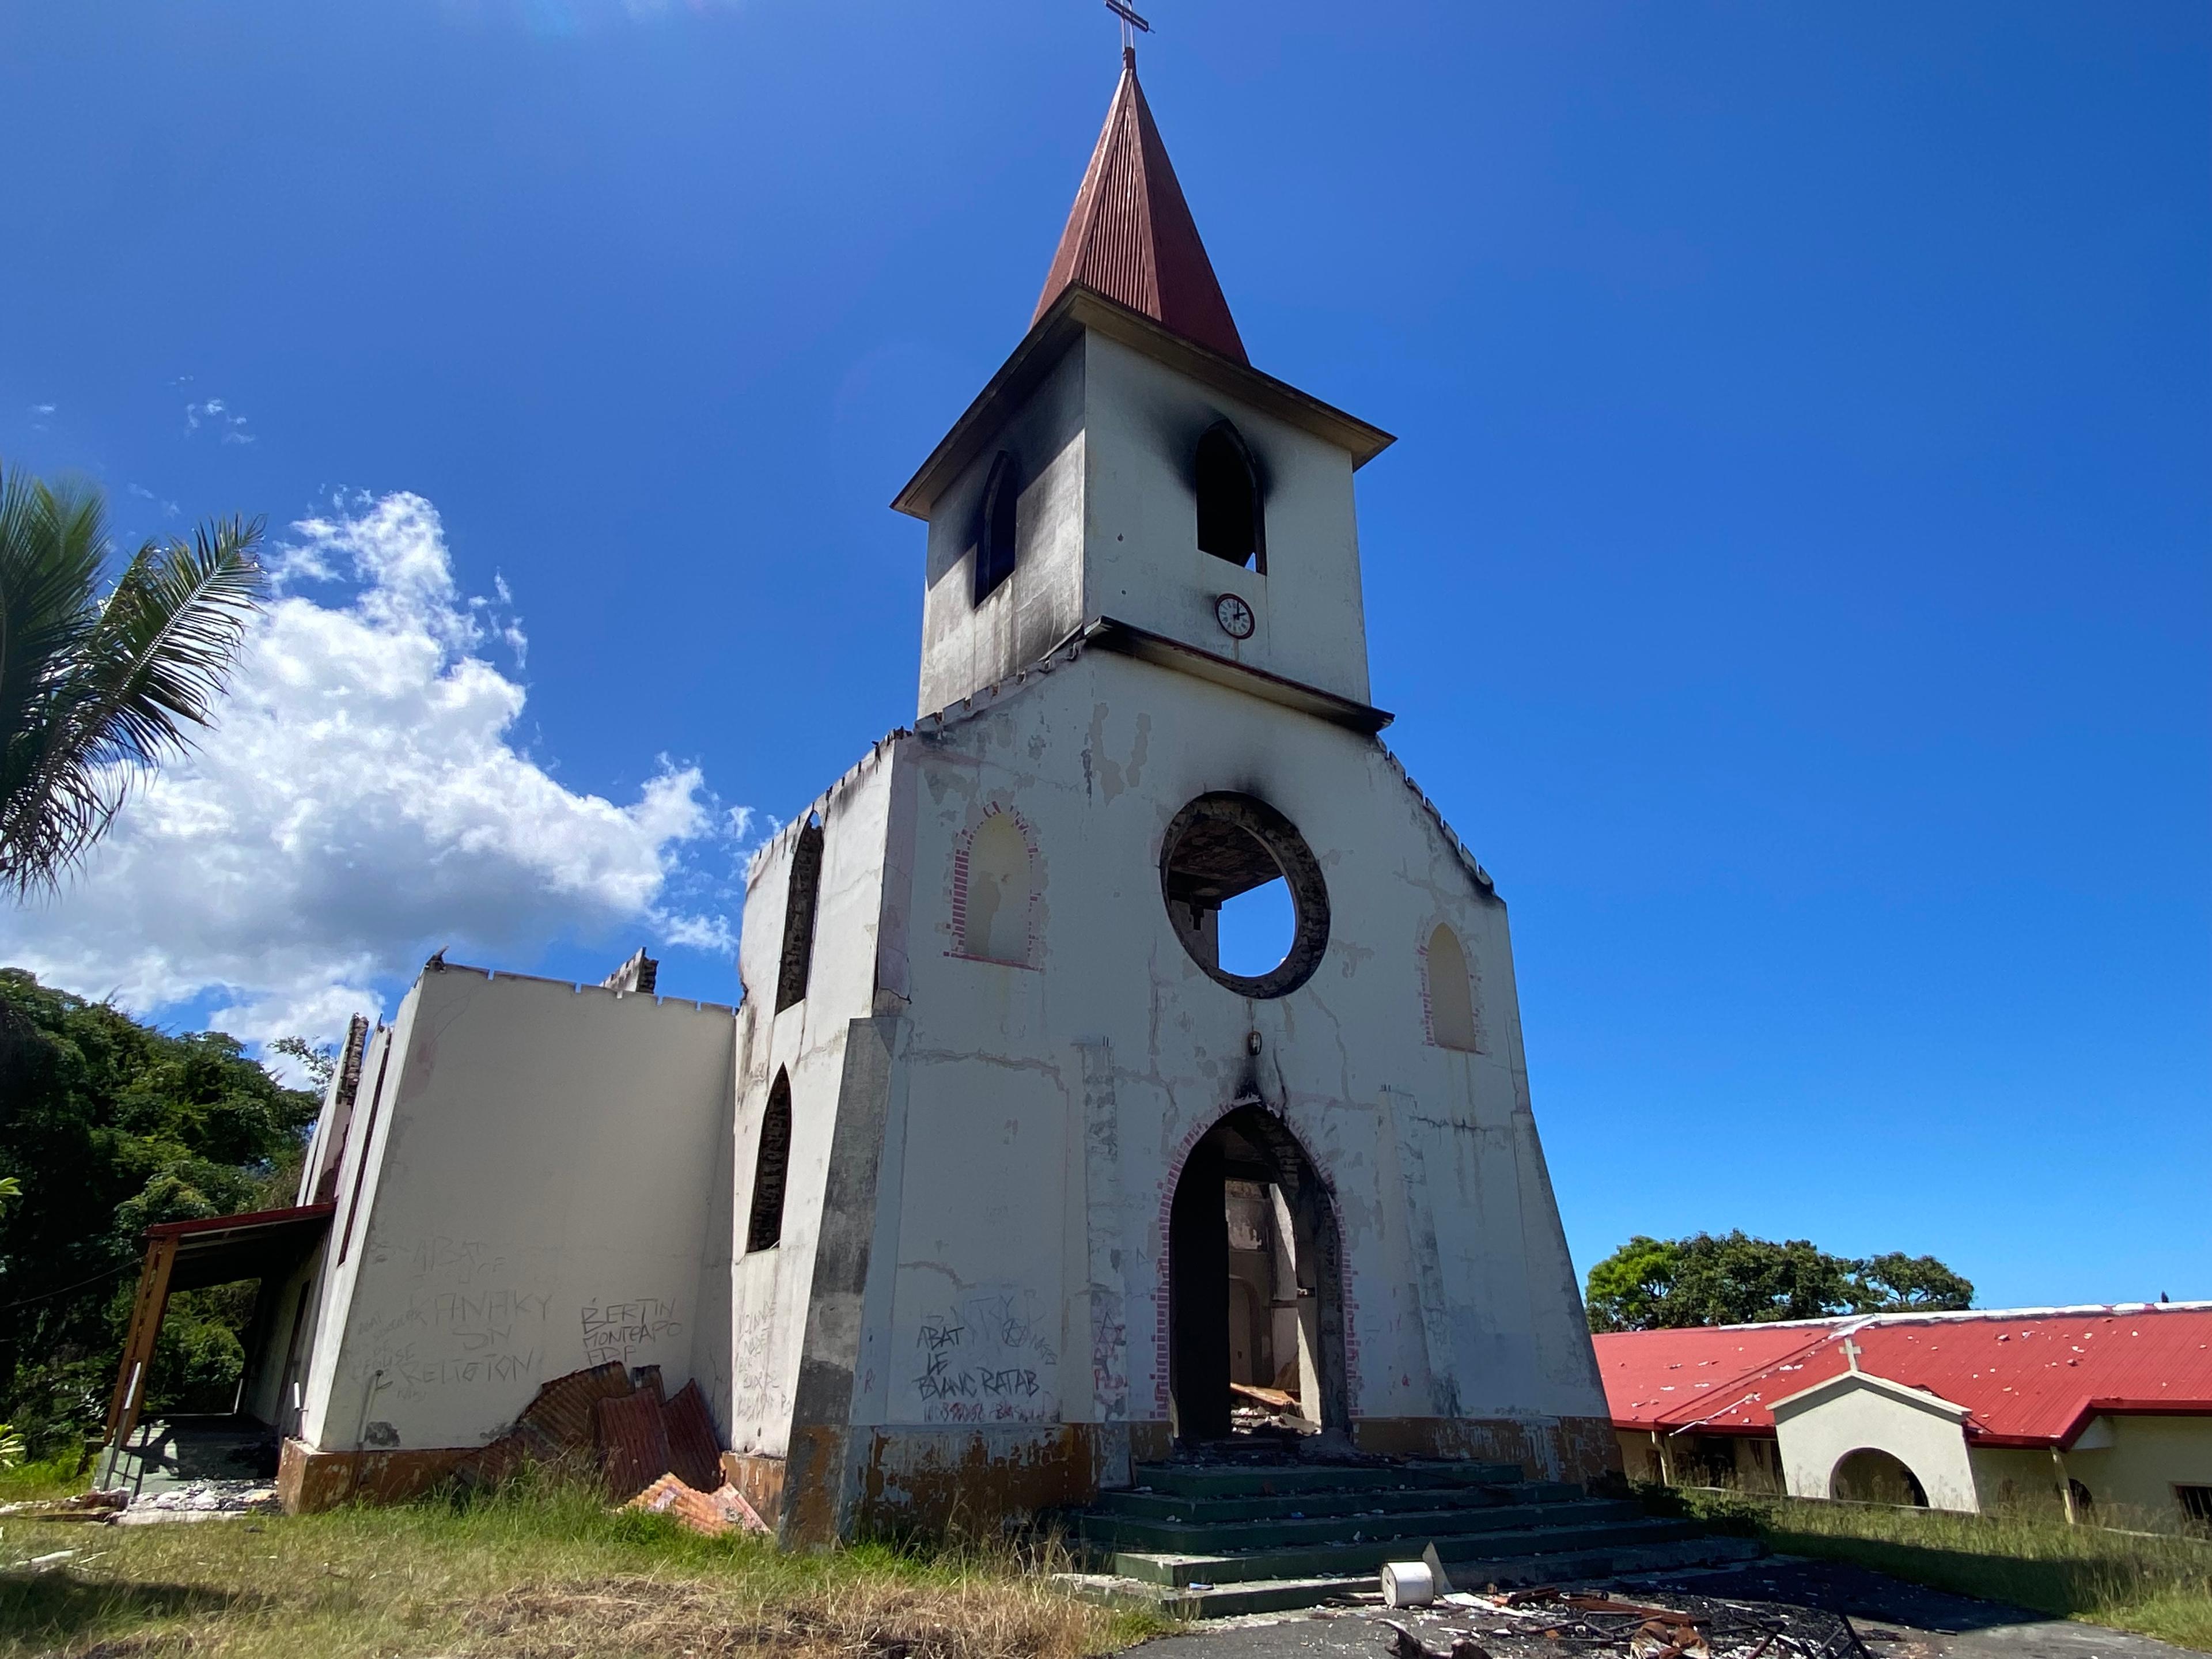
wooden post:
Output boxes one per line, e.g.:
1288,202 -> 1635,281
2052,1446 -> 2078,1525
102,1234 -> 178,1465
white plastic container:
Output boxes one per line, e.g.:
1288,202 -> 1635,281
1380,1560 -> 1435,1607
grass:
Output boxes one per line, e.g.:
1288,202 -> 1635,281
1657,1487 -> 2212,1652
0,1472 -> 1171,1658
0,1455 -> 93,1507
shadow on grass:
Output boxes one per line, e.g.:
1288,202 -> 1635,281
1760,1528 -> 2147,1626
0,1571 -> 251,1649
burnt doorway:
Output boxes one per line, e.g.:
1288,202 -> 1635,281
1166,1104 -> 1347,1448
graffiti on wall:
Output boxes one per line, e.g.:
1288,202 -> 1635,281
582,1296 -> 682,1369
357,1237 -> 551,1401
908,1287 -> 1059,1424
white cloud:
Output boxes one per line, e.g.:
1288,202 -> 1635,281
28,403 -> 54,432
0,491 -> 743,1048
185,397 -> 255,445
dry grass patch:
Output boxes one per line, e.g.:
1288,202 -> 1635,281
465,1570 -> 1130,1658
0,1476 -> 1163,1659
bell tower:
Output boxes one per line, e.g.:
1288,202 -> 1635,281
896,48 -> 1395,724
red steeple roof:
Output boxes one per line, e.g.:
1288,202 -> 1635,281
1033,48 -> 1248,365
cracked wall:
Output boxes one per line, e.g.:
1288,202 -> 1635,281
742,644 -> 1610,1532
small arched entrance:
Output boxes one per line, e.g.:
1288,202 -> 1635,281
1167,1103 -> 1347,1446
1831,1448 -> 1929,1507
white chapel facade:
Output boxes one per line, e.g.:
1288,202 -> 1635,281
258,51 -> 1617,1536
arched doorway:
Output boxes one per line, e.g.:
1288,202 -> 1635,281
1167,1104 -> 1347,1447
1831,1448 -> 1929,1507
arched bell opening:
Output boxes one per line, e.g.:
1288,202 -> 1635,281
1166,1103 -> 1348,1449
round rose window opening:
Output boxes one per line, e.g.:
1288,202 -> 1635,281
1159,793 -> 1330,999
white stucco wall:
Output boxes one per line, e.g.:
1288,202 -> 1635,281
1082,332 -> 1373,707
919,345 -> 1089,718
726,741 -> 903,1456
915,325 -> 1376,721
1773,1374 -> 1979,1512
298,968 -> 735,1453
745,645 -> 1605,1466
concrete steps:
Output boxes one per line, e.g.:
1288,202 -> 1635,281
1052,1459 -> 1764,1617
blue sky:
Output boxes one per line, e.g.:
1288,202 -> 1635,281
2,1 -> 2204,1310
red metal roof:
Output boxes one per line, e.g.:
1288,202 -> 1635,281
1034,47 -> 1248,365
1595,1304 -> 2212,1450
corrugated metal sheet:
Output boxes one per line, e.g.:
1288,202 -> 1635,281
1596,1305 -> 2212,1448
517,1359 -> 631,1450
1033,50 -> 1248,365
662,1381 -> 722,1493
595,1388 -> 672,1501
1596,1324 -> 1837,1435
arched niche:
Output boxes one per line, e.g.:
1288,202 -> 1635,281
1425,923 -> 1483,1052
957,810 -> 1035,965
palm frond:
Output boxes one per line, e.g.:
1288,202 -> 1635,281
79,516 -> 268,769
0,463 -> 267,899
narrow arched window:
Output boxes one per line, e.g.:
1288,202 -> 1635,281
774,817 -> 824,1012
974,452 -> 1020,604
746,1070 -> 793,1253
1195,421 -> 1263,570
1426,923 -> 1482,1052
960,812 -> 1032,964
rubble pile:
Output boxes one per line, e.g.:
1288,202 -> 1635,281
116,1481 -> 282,1524
1377,1586 -> 1875,1659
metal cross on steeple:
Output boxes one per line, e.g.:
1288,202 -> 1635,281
1104,0 -> 1151,55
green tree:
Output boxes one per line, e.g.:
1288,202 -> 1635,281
0,462 -> 266,899
266,1036 -> 337,1092
0,970 -> 317,1455
1584,1235 -> 1683,1333
1851,1251 -> 1975,1313
1585,1230 -> 1973,1332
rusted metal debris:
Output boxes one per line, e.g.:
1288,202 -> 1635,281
1382,1587 -> 1873,1659
456,1363 -> 741,1517
596,1389 -> 673,1501
661,1380 -> 724,1493
1381,1618 -> 1494,1659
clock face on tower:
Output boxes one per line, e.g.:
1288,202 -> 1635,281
1214,593 -> 1255,640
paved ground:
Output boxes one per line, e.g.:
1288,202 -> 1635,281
1118,1556 -> 2206,1658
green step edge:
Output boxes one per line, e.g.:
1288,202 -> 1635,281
1101,1516 -> 1710,1586
1072,1497 -> 1643,1556
1056,1532 -> 1767,1619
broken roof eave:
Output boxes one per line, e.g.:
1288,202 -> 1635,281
1077,616 -> 1393,734
891,285 -> 1396,521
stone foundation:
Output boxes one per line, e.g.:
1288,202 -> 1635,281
277,1437 -> 473,1513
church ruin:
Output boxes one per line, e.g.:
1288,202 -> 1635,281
185,48 -> 1621,1541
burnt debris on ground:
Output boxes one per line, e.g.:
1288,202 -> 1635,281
1372,1584 -> 1874,1658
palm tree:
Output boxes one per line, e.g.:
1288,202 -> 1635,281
0,462 -> 267,899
